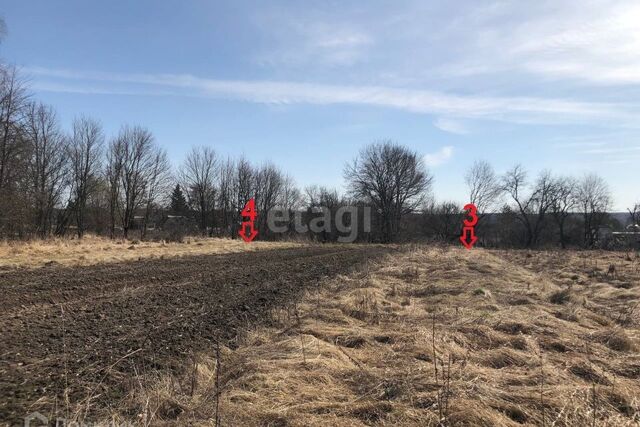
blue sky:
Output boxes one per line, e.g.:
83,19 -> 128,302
1,0 -> 638,210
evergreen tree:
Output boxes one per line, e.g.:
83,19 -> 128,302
169,184 -> 188,215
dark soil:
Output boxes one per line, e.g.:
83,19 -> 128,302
0,245 -> 392,424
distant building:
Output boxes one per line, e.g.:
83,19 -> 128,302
131,215 -> 155,231
162,215 -> 197,235
609,223 -> 640,248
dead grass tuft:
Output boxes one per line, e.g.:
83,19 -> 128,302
592,328 -> 636,352
569,362 -> 611,385
549,289 -> 574,305
483,348 -> 531,369
494,321 -> 532,335
349,401 -> 394,423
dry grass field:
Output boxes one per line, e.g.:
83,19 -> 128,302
2,242 -> 639,426
123,246 -> 640,426
0,235 -> 301,269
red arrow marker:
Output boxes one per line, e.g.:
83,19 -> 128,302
460,226 -> 477,250
239,224 -> 258,243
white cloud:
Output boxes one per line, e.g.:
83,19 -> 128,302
436,0 -> 640,85
253,10 -> 373,67
25,67 -> 640,126
512,2 -> 640,85
424,146 -> 454,167
29,81 -> 178,97
433,117 -> 468,134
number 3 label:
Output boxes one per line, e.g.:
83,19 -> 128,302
463,203 -> 478,227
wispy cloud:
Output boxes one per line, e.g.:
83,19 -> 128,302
435,0 -> 640,86
29,81 -> 179,97
424,146 -> 454,167
253,10 -> 373,67
554,141 -> 608,149
581,146 -> 640,154
549,131 -> 640,149
24,67 -> 640,126
433,117 -> 468,134
512,2 -> 640,85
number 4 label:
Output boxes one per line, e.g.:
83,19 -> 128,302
239,198 -> 258,243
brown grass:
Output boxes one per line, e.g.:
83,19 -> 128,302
92,246 -> 640,425
0,235 -> 302,269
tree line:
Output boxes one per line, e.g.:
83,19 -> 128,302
0,67 -> 428,243
424,160 -> 628,249
0,62 -> 300,241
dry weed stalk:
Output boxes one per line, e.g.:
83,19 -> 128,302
190,352 -> 198,397
61,304 -> 70,420
591,382 -> 597,427
300,334 -> 307,365
214,339 -> 221,427
539,351 -> 545,427
432,311 -> 453,426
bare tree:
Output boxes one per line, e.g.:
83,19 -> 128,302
254,163 -> 284,237
280,174 -> 301,233
24,102 -> 68,237
84,175 -> 110,235
281,174 -> 302,213
140,147 -> 171,239
529,171 -> 556,246
0,66 -> 30,237
502,166 -> 555,247
218,156 -> 237,237
305,185 -> 342,241
423,199 -> 463,241
234,156 -> 254,237
180,146 -> 218,236
106,136 -> 124,238
345,141 -> 432,242
0,66 -> 28,188
112,125 -> 157,239
550,176 -> 577,248
68,116 -> 104,238
305,185 -> 340,208
628,203 -> 639,228
502,165 -> 533,246
465,160 -> 502,224
576,173 -> 611,248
